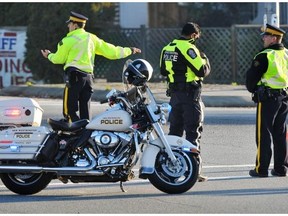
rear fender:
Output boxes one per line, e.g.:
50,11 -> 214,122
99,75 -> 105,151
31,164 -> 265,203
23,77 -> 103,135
139,135 -> 198,179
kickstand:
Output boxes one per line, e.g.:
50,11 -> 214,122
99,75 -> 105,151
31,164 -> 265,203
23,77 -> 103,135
120,181 -> 127,192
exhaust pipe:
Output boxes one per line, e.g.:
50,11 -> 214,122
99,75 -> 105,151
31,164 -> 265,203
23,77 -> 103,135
0,148 -> 103,176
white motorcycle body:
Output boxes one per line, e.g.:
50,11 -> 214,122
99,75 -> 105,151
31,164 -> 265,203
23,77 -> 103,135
0,61 -> 200,195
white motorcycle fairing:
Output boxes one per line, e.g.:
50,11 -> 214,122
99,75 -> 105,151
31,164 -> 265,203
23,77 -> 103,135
139,135 -> 199,178
86,109 -> 132,132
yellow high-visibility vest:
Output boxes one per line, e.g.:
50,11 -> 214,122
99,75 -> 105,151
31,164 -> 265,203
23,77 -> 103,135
256,48 -> 288,89
160,39 -> 207,83
48,28 -> 132,73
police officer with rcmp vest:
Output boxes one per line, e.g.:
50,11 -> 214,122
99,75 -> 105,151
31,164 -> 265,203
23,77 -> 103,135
246,23 -> 288,177
41,11 -> 141,122
160,22 -> 211,182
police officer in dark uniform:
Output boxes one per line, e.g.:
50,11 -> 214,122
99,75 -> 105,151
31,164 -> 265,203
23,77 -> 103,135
160,22 -> 211,182
41,11 -> 141,122
246,23 -> 288,177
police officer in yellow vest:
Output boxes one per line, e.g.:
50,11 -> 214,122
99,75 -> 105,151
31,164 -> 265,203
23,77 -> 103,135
246,23 -> 288,177
160,22 -> 211,182
41,11 -> 141,122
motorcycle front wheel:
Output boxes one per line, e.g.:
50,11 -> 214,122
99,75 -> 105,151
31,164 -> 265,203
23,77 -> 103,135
148,150 -> 199,194
0,172 -> 54,195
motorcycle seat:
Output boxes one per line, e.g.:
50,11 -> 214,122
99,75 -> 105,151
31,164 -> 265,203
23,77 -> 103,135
47,118 -> 89,132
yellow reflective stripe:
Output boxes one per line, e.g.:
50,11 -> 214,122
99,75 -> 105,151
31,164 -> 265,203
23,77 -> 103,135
63,86 -> 69,118
256,102 -> 262,172
265,28 -> 283,36
263,79 -> 287,87
69,16 -> 87,23
167,62 -> 174,83
70,35 -> 86,63
119,47 -> 125,58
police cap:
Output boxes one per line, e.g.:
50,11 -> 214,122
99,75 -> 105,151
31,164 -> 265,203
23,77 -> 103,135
260,23 -> 285,37
181,22 -> 201,36
66,11 -> 88,24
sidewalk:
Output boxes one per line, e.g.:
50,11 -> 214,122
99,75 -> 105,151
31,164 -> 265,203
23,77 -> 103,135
0,81 -> 255,107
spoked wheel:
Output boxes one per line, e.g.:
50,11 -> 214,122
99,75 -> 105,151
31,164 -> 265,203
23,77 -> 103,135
148,150 -> 199,194
0,172 -> 54,195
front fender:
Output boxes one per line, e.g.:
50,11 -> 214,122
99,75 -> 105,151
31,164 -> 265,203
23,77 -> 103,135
139,135 -> 198,179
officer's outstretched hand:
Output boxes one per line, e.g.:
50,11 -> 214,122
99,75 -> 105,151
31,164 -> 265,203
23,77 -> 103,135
200,51 -> 207,59
41,49 -> 51,58
130,47 -> 141,54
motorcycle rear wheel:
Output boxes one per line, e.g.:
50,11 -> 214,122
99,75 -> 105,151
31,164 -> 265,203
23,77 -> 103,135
148,150 -> 199,194
0,172 -> 54,195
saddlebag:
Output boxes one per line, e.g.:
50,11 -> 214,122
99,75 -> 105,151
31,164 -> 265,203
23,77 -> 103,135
36,132 -> 59,162
0,126 -> 51,160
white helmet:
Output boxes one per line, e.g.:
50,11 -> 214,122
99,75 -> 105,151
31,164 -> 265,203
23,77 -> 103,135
123,59 -> 153,86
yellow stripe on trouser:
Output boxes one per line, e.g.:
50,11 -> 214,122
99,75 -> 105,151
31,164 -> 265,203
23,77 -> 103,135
256,102 -> 262,172
63,86 -> 71,122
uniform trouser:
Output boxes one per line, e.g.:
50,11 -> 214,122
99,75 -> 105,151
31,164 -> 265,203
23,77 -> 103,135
168,91 -> 204,149
255,97 -> 288,175
63,71 -> 93,122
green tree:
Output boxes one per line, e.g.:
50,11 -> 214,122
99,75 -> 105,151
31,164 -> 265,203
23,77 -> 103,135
0,3 -> 30,26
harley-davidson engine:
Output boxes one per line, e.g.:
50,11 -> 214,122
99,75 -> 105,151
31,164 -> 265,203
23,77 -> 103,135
91,131 -> 133,167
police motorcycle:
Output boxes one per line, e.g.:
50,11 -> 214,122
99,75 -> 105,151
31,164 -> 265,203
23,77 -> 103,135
0,59 -> 199,195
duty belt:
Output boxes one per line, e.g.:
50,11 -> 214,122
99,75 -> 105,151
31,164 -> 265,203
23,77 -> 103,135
64,67 -> 93,87
267,88 -> 287,95
169,81 -> 201,92
66,66 -> 93,77
253,86 -> 288,102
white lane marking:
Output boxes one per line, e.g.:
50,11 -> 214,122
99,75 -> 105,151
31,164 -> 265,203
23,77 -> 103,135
207,176 -> 251,181
203,164 -> 256,169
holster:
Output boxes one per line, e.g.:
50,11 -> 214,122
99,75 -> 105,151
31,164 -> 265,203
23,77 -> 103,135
186,82 -> 202,101
168,81 -> 202,101
64,67 -> 90,88
64,68 -> 78,88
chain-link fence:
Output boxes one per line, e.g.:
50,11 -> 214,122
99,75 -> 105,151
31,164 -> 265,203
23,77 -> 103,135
94,24 -> 288,84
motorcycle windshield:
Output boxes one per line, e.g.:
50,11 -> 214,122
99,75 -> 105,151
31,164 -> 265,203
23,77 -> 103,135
122,59 -> 133,92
